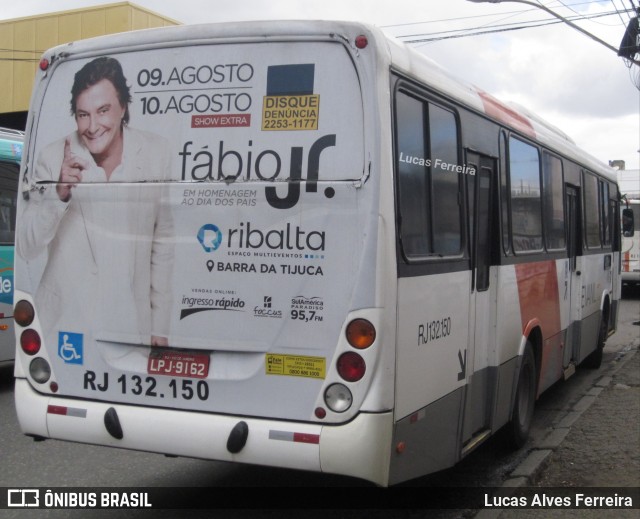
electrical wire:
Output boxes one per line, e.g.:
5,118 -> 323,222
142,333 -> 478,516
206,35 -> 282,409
397,9 -> 631,43
608,0 -> 634,24
380,0 -> 618,28
545,0 -> 631,25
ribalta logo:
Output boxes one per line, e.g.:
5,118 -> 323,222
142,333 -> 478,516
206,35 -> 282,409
197,224 -> 222,252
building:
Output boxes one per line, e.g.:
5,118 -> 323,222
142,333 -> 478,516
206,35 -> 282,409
0,2 -> 180,129
618,169 -> 640,199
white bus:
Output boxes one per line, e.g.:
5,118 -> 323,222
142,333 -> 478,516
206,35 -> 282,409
13,21 -> 620,486
621,199 -> 639,288
619,169 -> 640,289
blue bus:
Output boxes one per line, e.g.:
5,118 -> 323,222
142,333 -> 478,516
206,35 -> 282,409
0,127 -> 22,365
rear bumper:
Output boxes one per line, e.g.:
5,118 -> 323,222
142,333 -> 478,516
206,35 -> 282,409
621,270 -> 640,283
15,378 -> 393,485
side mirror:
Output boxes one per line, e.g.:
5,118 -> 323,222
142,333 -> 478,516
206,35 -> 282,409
622,208 -> 634,237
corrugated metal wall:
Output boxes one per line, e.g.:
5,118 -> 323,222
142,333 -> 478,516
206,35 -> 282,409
0,2 -> 179,114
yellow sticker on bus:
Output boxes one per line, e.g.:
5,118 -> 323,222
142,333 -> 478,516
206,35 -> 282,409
261,95 -> 320,131
265,353 -> 326,379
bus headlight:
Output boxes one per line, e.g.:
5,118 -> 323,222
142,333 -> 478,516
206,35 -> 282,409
29,357 -> 51,384
324,383 -> 353,413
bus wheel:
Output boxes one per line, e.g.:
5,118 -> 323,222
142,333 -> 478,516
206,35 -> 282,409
582,310 -> 607,369
506,342 -> 536,449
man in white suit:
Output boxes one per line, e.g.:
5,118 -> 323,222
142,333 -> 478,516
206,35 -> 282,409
18,56 -> 174,348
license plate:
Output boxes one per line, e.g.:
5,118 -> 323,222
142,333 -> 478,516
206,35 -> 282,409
147,350 -> 210,379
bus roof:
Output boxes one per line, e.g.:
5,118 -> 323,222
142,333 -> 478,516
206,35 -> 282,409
36,19 -> 617,184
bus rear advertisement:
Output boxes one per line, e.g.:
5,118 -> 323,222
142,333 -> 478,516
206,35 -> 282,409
13,21 -> 620,486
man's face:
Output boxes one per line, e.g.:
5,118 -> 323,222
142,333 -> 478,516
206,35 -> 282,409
75,79 -> 126,158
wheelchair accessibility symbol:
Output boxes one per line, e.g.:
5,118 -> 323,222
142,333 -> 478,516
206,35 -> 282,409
58,332 -> 83,365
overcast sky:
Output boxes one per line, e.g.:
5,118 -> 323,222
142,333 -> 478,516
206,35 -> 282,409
2,0 -> 639,171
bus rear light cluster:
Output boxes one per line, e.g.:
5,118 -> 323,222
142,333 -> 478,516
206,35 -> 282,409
15,299 -> 50,384
322,318 -> 375,414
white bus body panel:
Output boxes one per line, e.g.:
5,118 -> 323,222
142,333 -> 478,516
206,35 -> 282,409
15,378 -> 394,485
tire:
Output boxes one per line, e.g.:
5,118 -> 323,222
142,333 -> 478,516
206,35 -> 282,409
582,309 -> 607,369
506,341 -> 536,449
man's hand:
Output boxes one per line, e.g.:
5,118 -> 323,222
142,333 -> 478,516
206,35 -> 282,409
57,138 -> 90,202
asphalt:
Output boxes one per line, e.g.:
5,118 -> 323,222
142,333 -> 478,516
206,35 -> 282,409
475,337 -> 640,518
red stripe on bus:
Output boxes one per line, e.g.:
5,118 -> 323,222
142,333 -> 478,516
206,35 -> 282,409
515,261 -> 561,339
293,433 -> 320,444
516,261 -> 563,396
47,405 -> 68,415
477,90 -> 536,139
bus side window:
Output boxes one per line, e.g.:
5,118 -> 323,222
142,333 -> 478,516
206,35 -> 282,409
541,152 -> 566,251
622,208 -> 634,237
583,171 -> 601,249
509,137 -> 542,253
395,90 -> 462,259
600,181 -> 611,247
499,132 -> 512,255
0,162 -> 18,244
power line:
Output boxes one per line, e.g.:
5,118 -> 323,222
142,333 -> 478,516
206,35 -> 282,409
380,0 -> 615,28
397,9 -> 631,42
544,0 -> 631,25
403,18 -> 574,43
608,0 -> 633,24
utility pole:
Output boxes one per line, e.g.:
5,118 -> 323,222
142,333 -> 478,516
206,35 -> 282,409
617,6 -> 639,62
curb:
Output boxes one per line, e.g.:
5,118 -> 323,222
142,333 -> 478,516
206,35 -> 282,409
474,342 -> 639,519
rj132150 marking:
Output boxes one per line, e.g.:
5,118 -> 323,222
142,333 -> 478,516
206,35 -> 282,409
83,371 -> 210,401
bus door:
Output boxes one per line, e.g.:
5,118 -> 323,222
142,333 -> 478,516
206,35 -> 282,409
564,184 -> 581,367
462,151 -> 497,447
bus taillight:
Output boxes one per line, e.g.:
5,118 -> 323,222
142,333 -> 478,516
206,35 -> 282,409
337,352 -> 366,382
14,300 -> 35,327
20,329 -> 41,355
355,35 -> 368,49
346,319 -> 376,349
